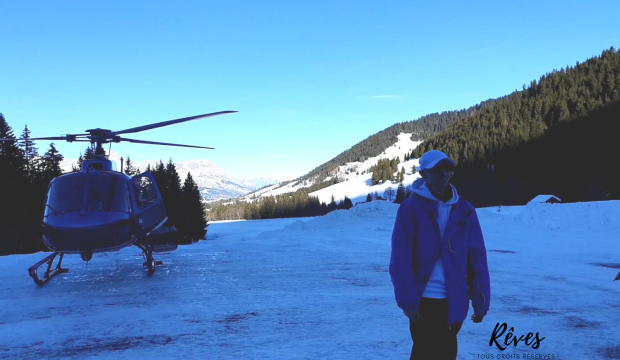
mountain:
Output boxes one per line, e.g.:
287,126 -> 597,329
240,133 -> 422,205
60,151 -> 279,201
297,102 -> 489,183
411,48 -> 620,206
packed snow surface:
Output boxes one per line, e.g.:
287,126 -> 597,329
1,200 -> 619,359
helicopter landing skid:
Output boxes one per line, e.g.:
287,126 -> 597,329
28,252 -> 69,286
137,245 -> 163,274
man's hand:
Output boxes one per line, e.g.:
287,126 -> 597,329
471,314 -> 484,323
404,308 -> 420,322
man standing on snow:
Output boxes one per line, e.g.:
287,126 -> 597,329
389,150 -> 490,360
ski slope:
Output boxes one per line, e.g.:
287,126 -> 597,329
241,133 -> 423,204
0,200 -> 619,359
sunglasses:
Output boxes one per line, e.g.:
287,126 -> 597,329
430,164 -> 455,174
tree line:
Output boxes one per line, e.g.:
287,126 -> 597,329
207,167 -> 419,221
0,115 -> 67,254
0,113 -> 207,255
206,176 -> 354,221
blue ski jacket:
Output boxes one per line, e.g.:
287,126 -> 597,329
389,182 -> 491,325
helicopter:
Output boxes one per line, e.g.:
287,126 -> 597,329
0,110 -> 237,285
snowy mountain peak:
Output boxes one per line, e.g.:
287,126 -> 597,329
60,151 -> 279,202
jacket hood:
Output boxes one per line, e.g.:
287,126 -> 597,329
412,178 -> 459,205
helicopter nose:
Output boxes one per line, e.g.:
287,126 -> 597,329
42,212 -> 132,253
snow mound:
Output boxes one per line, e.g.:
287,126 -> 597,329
522,200 -> 620,233
284,201 -> 399,232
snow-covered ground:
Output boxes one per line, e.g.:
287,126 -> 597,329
1,200 -> 619,359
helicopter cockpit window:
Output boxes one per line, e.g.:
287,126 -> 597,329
47,178 -> 86,214
134,176 -> 158,210
86,177 -> 130,212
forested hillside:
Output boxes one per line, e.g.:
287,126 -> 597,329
299,102 -> 492,182
451,101 -> 620,207
411,47 -> 620,206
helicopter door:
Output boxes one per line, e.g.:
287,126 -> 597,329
130,172 -> 167,239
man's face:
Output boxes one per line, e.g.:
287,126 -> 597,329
421,160 -> 454,191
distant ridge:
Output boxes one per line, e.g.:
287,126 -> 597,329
60,151 -> 279,201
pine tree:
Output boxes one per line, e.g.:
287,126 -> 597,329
342,196 -> 353,209
83,145 -> 95,160
328,194 -> 337,211
18,125 -> 39,179
164,159 -> 183,241
395,183 -> 407,204
39,143 -> 64,182
124,156 -> 138,177
0,114 -> 28,252
72,152 -> 83,172
73,145 -> 95,172
151,160 -> 166,189
0,114 -> 24,174
366,193 -> 372,202
412,165 -> 417,174
180,172 -> 207,242
384,186 -> 395,201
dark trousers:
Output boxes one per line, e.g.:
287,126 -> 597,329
409,298 -> 462,360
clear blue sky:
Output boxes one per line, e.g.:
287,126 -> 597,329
1,1 -> 618,180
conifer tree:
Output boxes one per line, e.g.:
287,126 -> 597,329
395,183 -> 407,204
384,186 -> 395,201
18,125 -> 39,179
180,172 -> 207,242
39,143 -> 64,182
342,196 -> 353,209
366,193 -> 372,202
328,194 -> 337,211
0,114 -> 28,252
163,160 -> 182,240
124,156 -> 138,177
151,160 -> 166,189
73,145 -> 95,172
72,152 -> 83,172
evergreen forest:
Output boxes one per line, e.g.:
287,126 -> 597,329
412,47 -> 620,206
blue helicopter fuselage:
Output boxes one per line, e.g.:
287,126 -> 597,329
42,169 -> 136,254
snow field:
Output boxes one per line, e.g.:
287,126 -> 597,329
0,200 -> 619,359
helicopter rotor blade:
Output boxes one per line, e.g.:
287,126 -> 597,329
0,136 -> 72,142
119,137 -> 215,149
112,111 -> 237,136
